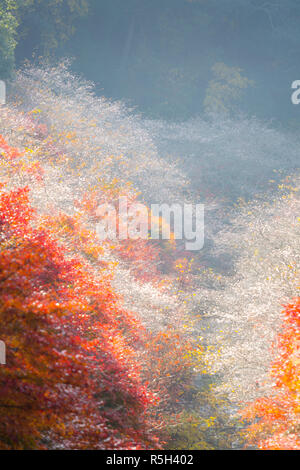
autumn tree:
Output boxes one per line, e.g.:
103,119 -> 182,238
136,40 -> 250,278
0,62 -> 250,450
241,297 -> 300,450
0,137 -> 161,449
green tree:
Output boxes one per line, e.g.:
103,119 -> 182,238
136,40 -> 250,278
0,1 -> 18,78
0,0 -> 89,78
204,62 -> 254,115
17,0 -> 89,55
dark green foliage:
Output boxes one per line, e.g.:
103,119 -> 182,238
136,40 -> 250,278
0,0 -> 89,78
0,1 -> 18,78
16,0 -> 89,57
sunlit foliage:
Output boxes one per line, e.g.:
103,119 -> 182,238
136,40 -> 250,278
1,59 -> 298,450
242,297 -> 300,450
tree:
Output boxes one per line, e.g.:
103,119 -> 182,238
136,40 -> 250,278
16,0 -> 89,55
0,0 -> 18,78
0,0 -> 89,78
1,62 -> 242,449
0,137 -> 160,449
241,297 -> 300,450
204,62 -> 254,115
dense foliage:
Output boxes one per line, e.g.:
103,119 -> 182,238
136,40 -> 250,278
242,298 -> 300,450
0,1 -> 299,448
0,137 -> 161,449
0,0 -> 88,78
0,64 -> 237,449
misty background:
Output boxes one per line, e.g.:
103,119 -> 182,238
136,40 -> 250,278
14,0 -> 300,124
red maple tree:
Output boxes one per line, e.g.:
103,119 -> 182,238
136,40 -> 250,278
0,137 -> 160,449
242,297 -> 300,450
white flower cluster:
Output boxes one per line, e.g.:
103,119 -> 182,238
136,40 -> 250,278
194,182 -> 299,403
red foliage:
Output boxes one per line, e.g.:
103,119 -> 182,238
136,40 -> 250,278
241,297 -> 300,450
0,137 -> 160,449
0,135 -> 194,450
